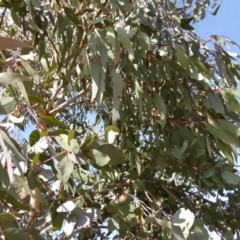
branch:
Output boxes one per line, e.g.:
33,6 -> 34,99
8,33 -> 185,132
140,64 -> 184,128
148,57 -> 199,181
49,84 -> 90,115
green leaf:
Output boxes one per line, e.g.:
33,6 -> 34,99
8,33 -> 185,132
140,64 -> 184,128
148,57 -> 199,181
51,203 -> 65,231
64,7 -> 80,24
203,169 -> 214,178
180,18 -> 194,30
29,229 -> 45,240
132,179 -> 146,192
175,44 -> 189,68
97,144 -> 125,166
0,97 -> 17,114
145,214 -> 155,224
55,134 -> 72,152
0,213 -> 16,221
15,82 -> 30,105
108,217 -> 119,232
90,61 -> 100,101
11,8 -> 21,28
106,26 -> 116,50
0,129 -> 27,168
4,227 -> 28,240
117,28 -> 134,59
0,189 -> 32,211
29,130 -> 41,146
27,171 -> 43,191
154,93 -> 167,128
64,214 -> 77,236
40,115 -> 65,127
172,225 -> 185,240
28,19 -> 44,34
91,149 -> 111,167
138,32 -> 151,50
0,73 -> 31,87
180,140 -> 188,153
105,125 -> 120,144
28,95 -> 47,105
221,170 -> 240,185
115,37 -> 121,64
15,175 -> 32,196
59,156 -> 74,182
188,226 -> 211,240
171,148 -> 187,160
217,119 -> 239,136
205,121 -> 233,145
208,93 -> 225,115
0,161 -> 9,186
222,91 -> 240,113
95,63 -> 105,106
71,170 -> 94,183
172,208 -> 195,239
190,57 -> 208,72
30,0 -> 41,9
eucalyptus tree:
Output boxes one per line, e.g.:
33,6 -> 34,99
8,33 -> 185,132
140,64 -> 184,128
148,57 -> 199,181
0,0 -> 240,239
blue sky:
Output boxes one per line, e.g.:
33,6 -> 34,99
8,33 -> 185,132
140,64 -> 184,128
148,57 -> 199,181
195,1 -> 240,53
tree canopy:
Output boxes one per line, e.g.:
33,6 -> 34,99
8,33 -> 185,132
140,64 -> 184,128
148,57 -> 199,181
0,0 -> 240,239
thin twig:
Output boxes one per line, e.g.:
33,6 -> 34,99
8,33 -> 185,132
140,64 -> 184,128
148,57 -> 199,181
49,83 -> 90,115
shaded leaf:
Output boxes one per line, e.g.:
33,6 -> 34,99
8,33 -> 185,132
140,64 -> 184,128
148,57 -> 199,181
0,189 -> 32,211
75,208 -> 90,228
221,170 -> 240,185
4,227 -> 28,240
132,179 -> 146,192
64,7 -> 80,24
208,93 -> 225,115
97,144 -> 125,165
40,115 -> 65,127
108,217 -> 119,232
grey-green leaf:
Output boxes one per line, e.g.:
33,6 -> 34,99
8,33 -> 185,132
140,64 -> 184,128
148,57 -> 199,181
154,93 -> 167,128
4,227 -> 28,240
117,28 -> 134,59
208,93 -> 225,114
221,170 -> 240,185
0,73 -> 31,86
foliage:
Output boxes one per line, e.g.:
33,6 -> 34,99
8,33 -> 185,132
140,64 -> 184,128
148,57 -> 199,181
0,0 -> 240,239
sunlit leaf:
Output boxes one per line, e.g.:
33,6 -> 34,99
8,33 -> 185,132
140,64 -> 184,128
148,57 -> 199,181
13,161 -> 27,176
59,157 -> 74,182
57,200 -> 76,212
172,208 -> 195,239
154,93 -> 167,128
0,97 -> 17,114
117,28 -> 134,59
64,214 -> 77,236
